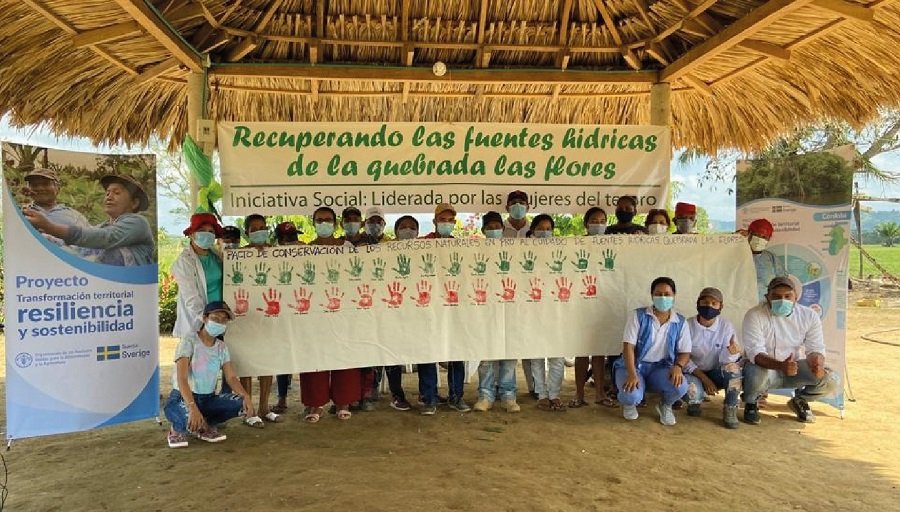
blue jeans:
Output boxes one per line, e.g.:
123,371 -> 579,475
685,368 -> 741,407
743,362 -> 841,404
531,358 -> 565,400
276,374 -> 292,399
384,365 -> 406,401
478,359 -> 517,401
418,361 -> 465,405
164,389 -> 243,433
615,362 -> 688,406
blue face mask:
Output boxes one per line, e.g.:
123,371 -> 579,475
770,299 -> 794,317
587,224 -> 607,236
653,296 -> 675,312
205,320 -> 227,337
315,222 -> 335,238
365,223 -> 384,237
396,228 -> 418,240
343,222 -> 361,236
697,305 -> 721,320
192,231 -> 215,250
509,203 -> 527,220
436,222 -> 454,237
533,230 -> 552,238
248,229 -> 269,246
484,229 -> 503,239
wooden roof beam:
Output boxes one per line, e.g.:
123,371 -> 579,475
593,0 -> 642,69
682,74 -> 715,97
661,0 -> 814,81
475,0 -> 489,68
630,0 -> 655,31
555,0 -> 574,68
112,0 -> 203,72
137,57 -> 180,84
71,3 -> 204,48
227,0 -> 283,62
211,64 -> 660,85
738,39 -> 791,61
811,0 -> 875,22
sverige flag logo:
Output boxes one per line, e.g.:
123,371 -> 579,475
96,345 -> 121,362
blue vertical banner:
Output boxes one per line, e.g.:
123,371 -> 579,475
736,150 -> 852,410
2,142 -> 159,439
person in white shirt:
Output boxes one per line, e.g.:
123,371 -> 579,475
613,277 -> 692,426
683,287 -> 742,429
741,276 -> 841,425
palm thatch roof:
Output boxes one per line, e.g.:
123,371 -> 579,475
2,0 -> 900,152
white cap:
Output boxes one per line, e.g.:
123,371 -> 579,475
365,206 -> 386,221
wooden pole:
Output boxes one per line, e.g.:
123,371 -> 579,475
186,71 -> 208,213
650,82 -> 673,208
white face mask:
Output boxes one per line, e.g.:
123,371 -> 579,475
647,223 -> 668,235
675,218 -> 695,233
749,235 -> 769,252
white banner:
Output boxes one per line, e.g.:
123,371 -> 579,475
2,143 -> 159,440
217,122 -> 670,215
223,236 -> 757,376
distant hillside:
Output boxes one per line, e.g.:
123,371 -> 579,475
860,209 -> 900,231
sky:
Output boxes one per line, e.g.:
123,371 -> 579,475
2,116 -> 899,234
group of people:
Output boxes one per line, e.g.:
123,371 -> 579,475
163,191 -> 841,448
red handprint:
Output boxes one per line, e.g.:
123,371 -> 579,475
323,287 -> 344,311
382,281 -> 406,308
353,285 -> 375,309
444,281 -> 459,305
471,278 -> 488,305
412,280 -> 432,307
497,277 -> 516,302
257,288 -> 282,317
581,275 -> 597,297
233,289 -> 250,316
554,277 -> 573,302
528,278 -> 543,302
289,288 -> 312,315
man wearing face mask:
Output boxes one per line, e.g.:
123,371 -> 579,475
393,215 -> 420,241
606,195 -> 647,235
341,206 -> 366,246
741,277 -> 840,425
746,218 -> 787,302
503,190 -> 530,238
473,211 -> 520,413
244,214 -> 271,248
361,207 -> 390,245
683,287 -> 742,429
417,203 -> 471,414
673,202 -> 698,234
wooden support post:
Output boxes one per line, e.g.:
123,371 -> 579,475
186,72 -> 210,212
650,82 -> 671,126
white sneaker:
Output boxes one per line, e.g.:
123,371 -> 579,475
501,399 -> 521,413
473,398 -> 493,412
623,405 -> 639,420
656,402 -> 676,426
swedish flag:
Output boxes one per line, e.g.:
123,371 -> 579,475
96,345 -> 121,361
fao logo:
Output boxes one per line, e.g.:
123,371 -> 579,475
15,353 -> 33,368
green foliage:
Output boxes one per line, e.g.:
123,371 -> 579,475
874,221 -> 900,247
736,152 -> 853,207
158,272 -> 179,334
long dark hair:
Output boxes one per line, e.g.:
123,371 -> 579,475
526,214 -> 555,238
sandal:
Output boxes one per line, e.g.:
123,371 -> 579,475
549,399 -> 567,412
536,398 -> 551,410
244,415 -> 265,428
304,407 -> 323,424
567,398 -> 588,408
336,408 -> 352,420
596,389 -> 619,408
270,404 -> 288,414
263,411 -> 283,423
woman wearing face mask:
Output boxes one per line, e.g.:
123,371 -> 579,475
645,208 -> 671,235
683,287 -> 742,429
164,301 -> 255,448
341,206 -> 366,246
362,207 -> 390,244
394,215 -> 419,241
613,276 -> 692,426
605,195 -> 647,235
525,215 -> 566,411
235,214 -> 281,427
171,213 -> 224,342
300,207 -> 362,422
569,208 -> 610,409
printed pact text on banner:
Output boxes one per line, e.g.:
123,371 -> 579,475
218,122 -> 670,215
223,235 -> 757,377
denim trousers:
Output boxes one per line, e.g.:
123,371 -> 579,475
685,368 -> 741,407
614,362 -> 689,406
742,362 -> 841,404
477,359 -> 517,401
418,361 -> 465,405
164,389 -> 243,433
530,358 -> 565,400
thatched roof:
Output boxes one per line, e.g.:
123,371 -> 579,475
2,0 -> 900,152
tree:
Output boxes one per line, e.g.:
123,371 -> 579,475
875,221 -> 900,247
150,139 -> 194,224
736,152 -> 854,206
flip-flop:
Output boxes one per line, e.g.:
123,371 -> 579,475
549,399 -> 567,412
536,398 -> 551,411
596,396 -> 619,408
263,411 -> 283,423
567,398 -> 588,408
336,408 -> 352,420
244,415 -> 265,428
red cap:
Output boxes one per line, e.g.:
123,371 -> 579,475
748,218 -> 774,238
675,202 -> 696,216
183,213 -> 223,237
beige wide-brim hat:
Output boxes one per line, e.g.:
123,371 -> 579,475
100,175 -> 149,212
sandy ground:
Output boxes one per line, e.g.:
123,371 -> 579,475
1,303 -> 899,512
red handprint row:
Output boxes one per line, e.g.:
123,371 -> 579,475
229,276 -> 599,316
